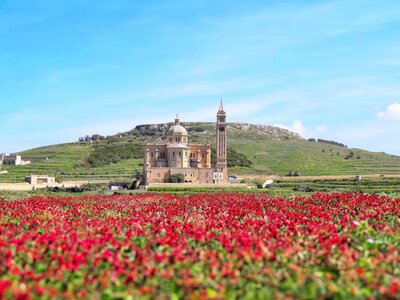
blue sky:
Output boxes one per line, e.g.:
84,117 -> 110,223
1,0 -> 400,155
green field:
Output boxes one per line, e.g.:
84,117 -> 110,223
1,122 -> 399,183
227,125 -> 400,176
0,143 -> 142,183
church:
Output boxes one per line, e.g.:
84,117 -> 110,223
143,102 -> 227,184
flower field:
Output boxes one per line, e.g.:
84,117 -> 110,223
0,193 -> 399,299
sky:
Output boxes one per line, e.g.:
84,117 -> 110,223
1,0 -> 400,156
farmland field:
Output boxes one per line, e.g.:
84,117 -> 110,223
0,193 -> 399,299
2,122 -> 400,184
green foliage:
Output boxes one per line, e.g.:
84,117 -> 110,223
86,143 -> 143,167
345,151 -> 355,160
286,171 -> 301,177
46,183 -> 106,193
227,147 -> 253,167
293,182 -> 315,192
169,173 -> 184,183
267,177 -> 400,195
211,147 -> 252,168
187,126 -> 205,132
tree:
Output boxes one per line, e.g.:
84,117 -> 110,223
169,173 -> 184,183
211,147 -> 252,167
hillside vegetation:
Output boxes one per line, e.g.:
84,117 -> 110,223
1,122 -> 400,183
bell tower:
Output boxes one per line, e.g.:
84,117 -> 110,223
215,100 -> 227,181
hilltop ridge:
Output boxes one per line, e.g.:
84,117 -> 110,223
134,122 -> 302,140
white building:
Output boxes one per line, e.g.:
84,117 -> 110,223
1,153 -> 30,166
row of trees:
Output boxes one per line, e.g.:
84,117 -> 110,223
79,134 -> 106,142
308,138 -> 347,148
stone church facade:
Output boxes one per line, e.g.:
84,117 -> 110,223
144,102 -> 227,184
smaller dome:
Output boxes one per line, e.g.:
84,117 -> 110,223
167,114 -> 188,136
167,125 -> 188,136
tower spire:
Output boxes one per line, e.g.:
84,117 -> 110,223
215,100 -> 227,183
219,98 -> 224,112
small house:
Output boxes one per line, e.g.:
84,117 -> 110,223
25,175 -> 56,185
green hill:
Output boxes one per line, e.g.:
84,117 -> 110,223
1,122 -> 399,183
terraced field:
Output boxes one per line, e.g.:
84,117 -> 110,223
228,129 -> 400,176
0,143 -> 142,183
266,177 -> 400,196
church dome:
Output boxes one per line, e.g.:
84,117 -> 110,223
167,125 -> 188,136
167,115 -> 188,136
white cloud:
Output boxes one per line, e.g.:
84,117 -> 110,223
377,102 -> 400,121
274,120 -> 308,138
274,121 -> 329,139
292,120 -> 307,137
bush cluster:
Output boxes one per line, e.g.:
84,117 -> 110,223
187,126 -> 206,132
46,183 -> 104,193
308,138 -> 347,148
86,144 -> 143,167
211,147 -> 253,168
286,171 -> 302,177
169,173 -> 185,183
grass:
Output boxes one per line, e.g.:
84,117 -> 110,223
258,177 -> 400,197
2,177 -> 400,200
228,128 -> 400,176
1,122 -> 399,183
0,143 -> 143,183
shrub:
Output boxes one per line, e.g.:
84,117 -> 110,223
293,183 -> 314,192
86,143 -> 143,167
211,147 -> 253,168
317,138 -> 347,148
286,171 -> 301,177
169,173 -> 184,183
187,127 -> 205,132
345,151 -> 355,160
